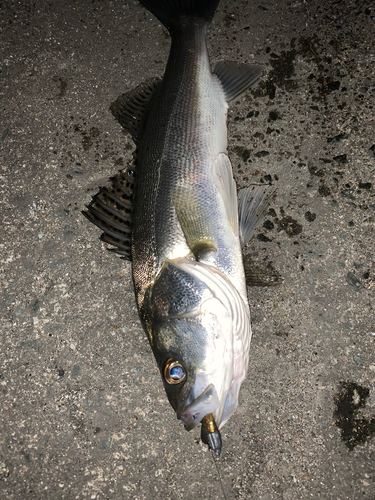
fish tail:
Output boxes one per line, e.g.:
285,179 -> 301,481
138,0 -> 220,30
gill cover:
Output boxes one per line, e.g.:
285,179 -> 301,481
149,257 -> 251,430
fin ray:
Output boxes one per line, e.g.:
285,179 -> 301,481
92,197 -> 132,223
87,206 -> 131,233
110,78 -> 160,141
214,61 -> 263,101
101,234 -> 131,258
212,153 -> 238,237
238,185 -> 276,246
82,159 -> 136,260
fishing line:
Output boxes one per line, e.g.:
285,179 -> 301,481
211,452 -> 228,500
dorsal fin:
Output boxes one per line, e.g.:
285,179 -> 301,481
238,184 -> 276,246
110,78 -> 160,141
82,156 -> 136,260
213,61 -> 263,101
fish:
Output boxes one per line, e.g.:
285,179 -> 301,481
83,0 -> 275,456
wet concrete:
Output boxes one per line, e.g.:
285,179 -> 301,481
1,0 -> 374,498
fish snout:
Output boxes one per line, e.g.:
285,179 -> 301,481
177,383 -> 220,430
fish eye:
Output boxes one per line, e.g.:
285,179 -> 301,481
163,358 -> 186,385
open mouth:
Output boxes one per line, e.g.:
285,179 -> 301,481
177,383 -> 220,431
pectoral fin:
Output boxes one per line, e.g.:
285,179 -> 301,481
212,153 -> 238,237
213,61 -> 263,101
173,153 -> 238,260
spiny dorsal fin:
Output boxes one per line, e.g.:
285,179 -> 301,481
212,153 -> 238,237
238,184 -> 276,246
82,156 -> 136,260
110,78 -> 160,141
213,61 -> 263,102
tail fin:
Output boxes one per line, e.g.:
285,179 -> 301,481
139,0 -> 220,30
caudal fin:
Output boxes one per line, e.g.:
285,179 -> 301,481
139,0 -> 220,29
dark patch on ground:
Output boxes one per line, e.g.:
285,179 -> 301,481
254,150 -> 269,158
1,128 -> 10,141
268,110 -> 280,122
318,182 -> 331,197
232,145 -> 252,162
263,220 -> 274,230
304,211 -> 316,222
277,216 -> 302,237
298,36 -> 343,97
267,208 -> 277,218
246,110 -> 260,118
256,34 -> 361,102
358,182 -> 372,189
241,148 -> 251,162
53,76 -> 68,98
333,154 -> 348,164
327,133 -> 350,144
274,330 -> 289,338
334,382 -> 375,450
254,40 -> 297,99
257,233 -> 272,242
81,127 -> 102,151
243,256 -> 282,287
340,188 -> 356,200
346,271 -> 363,292
308,164 -> 325,177
255,34 -> 346,100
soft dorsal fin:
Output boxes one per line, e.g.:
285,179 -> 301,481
82,157 -> 136,260
213,153 -> 238,237
238,185 -> 276,246
110,78 -> 160,141
213,61 -> 263,102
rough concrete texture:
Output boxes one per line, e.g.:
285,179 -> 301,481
1,0 -> 374,498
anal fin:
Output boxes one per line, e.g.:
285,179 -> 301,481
238,185 -> 276,246
82,157 -> 136,260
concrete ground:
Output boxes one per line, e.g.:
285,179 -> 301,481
1,0 -> 374,498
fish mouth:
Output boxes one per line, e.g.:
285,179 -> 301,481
177,383 -> 220,431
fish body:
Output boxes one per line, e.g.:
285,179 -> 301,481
133,14 -> 244,303
84,0 -> 273,454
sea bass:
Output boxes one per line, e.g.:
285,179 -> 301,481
83,0 -> 274,455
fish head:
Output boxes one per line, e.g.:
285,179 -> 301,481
149,257 -> 251,431
152,305 -> 231,430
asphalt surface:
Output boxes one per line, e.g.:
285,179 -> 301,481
1,0 -> 374,499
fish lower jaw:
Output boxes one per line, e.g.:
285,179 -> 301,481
177,383 -> 220,431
